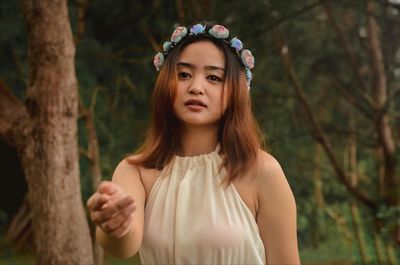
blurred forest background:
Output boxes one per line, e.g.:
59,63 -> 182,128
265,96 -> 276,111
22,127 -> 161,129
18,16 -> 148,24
0,0 -> 399,264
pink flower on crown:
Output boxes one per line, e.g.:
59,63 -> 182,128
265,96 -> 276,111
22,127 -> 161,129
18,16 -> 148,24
153,52 -> 164,71
209,25 -> 229,39
240,49 -> 255,69
171,26 -> 188,43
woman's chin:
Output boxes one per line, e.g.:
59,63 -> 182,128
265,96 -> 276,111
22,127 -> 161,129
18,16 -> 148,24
179,118 -> 220,128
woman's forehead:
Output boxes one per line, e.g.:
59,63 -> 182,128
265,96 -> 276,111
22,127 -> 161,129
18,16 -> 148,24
178,41 -> 225,67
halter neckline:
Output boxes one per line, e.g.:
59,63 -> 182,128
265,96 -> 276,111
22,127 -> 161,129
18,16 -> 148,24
175,143 -> 221,159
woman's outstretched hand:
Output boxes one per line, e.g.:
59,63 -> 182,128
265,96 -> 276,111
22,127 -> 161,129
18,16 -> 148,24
87,181 -> 136,238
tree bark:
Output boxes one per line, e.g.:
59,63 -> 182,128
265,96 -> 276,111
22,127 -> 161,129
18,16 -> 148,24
367,1 -> 398,206
0,0 -> 96,264
312,143 -> 325,247
347,119 -> 380,264
350,203 -> 371,265
367,1 -> 399,246
372,230 -> 387,265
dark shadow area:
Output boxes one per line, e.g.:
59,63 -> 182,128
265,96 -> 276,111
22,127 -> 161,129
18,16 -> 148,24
0,140 -> 27,223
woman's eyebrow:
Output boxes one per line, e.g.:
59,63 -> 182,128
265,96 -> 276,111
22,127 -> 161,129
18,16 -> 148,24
177,62 -> 225,72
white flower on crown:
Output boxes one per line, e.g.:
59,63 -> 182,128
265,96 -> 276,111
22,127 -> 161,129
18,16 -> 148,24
170,26 -> 188,43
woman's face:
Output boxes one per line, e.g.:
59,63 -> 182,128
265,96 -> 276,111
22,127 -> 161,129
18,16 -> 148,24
173,41 -> 227,128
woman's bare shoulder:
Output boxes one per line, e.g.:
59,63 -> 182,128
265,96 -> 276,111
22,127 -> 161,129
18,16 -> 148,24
123,153 -> 142,162
254,149 -> 293,197
122,153 -> 160,178
255,150 -> 284,178
113,154 -> 142,178
122,153 -> 148,169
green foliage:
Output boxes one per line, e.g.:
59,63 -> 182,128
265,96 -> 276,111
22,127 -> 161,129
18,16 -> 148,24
1,0 -> 400,263
376,204 -> 400,233
0,1 -> 27,100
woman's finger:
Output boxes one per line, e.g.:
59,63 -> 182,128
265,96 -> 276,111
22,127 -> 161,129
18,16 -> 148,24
115,195 -> 134,210
121,202 -> 136,217
104,195 -> 134,217
109,214 -> 135,238
98,181 -> 119,196
87,193 -> 109,211
100,204 -> 134,233
93,196 -> 134,224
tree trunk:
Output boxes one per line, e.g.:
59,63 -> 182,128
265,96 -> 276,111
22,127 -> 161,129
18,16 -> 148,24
18,0 -> 94,264
386,241 -> 399,265
372,230 -> 387,265
350,203 -> 371,265
367,0 -> 399,246
347,117 -> 372,265
312,143 -> 325,247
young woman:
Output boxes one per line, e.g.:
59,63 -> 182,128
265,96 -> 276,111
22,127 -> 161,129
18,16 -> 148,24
87,22 -> 300,265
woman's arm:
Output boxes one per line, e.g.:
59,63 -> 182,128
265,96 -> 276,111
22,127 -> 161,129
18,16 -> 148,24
256,151 -> 301,265
93,159 -> 146,258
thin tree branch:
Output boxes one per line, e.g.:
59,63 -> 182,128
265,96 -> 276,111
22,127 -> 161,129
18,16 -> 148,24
11,49 -> 28,86
250,0 -> 399,39
252,0 -> 329,38
338,0 -> 400,21
324,2 -> 370,93
330,77 -> 374,120
93,51 -> 144,64
380,0 -> 400,10
176,0 -> 185,25
0,80 -> 30,148
90,86 -> 101,112
143,27 -> 161,53
274,27 -> 377,210
79,147 -> 91,160
74,0 -> 92,45
325,206 -> 353,241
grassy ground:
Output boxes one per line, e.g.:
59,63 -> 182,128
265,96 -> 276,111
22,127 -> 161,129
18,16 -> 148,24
0,243 -> 355,265
0,237 -> 141,265
104,253 -> 140,265
300,235 -> 355,265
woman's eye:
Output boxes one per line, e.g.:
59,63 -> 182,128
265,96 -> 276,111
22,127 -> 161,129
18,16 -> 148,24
208,75 -> 222,82
178,72 -> 190,79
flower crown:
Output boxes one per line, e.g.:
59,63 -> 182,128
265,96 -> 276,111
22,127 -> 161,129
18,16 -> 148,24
153,23 -> 255,88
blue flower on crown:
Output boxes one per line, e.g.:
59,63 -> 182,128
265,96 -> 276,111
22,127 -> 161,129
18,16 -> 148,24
245,68 -> 252,83
230,37 -> 243,52
190,24 -> 206,35
163,41 -> 172,52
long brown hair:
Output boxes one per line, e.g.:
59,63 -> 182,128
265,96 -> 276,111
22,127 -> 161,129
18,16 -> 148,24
126,23 -> 265,184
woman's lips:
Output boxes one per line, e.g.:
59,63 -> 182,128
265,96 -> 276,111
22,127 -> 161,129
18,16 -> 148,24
186,104 -> 206,111
184,99 -> 207,111
185,99 -> 207,107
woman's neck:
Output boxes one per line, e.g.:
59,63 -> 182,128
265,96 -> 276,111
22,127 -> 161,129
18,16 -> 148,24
178,125 -> 219,157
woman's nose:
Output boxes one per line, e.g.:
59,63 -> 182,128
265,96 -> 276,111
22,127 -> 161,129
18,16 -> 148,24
188,77 -> 204,95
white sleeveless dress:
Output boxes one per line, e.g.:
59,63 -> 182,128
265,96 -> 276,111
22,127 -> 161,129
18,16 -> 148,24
139,145 -> 266,265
